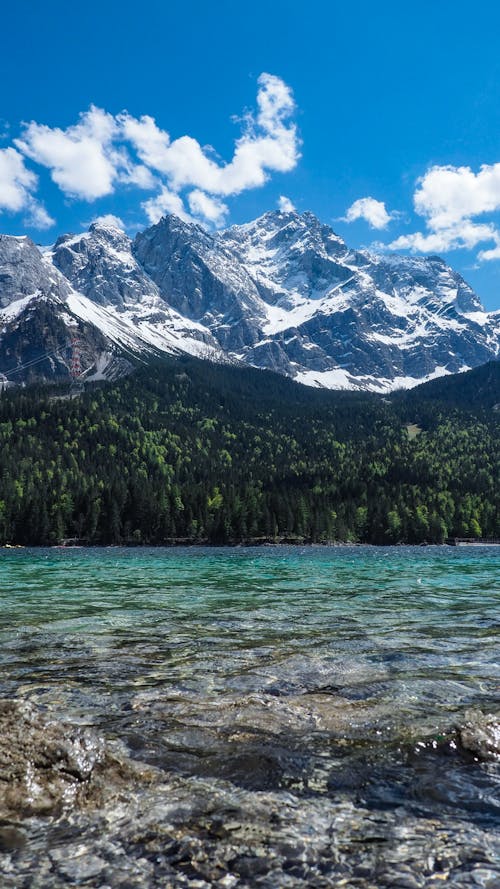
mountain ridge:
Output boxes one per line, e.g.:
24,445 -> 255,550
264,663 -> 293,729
0,211 -> 498,389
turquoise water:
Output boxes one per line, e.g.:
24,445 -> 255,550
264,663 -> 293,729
1,545 -> 499,886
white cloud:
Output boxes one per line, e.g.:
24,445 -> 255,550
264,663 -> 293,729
25,199 -> 55,230
142,186 -> 193,224
0,147 -> 54,229
343,197 -> 393,229
478,242 -> 500,261
278,195 -> 296,212
90,213 -> 125,230
389,220 -> 500,254
15,106 -> 119,200
15,105 -> 153,202
0,147 -> 37,211
124,163 -> 157,190
256,72 -> 295,130
119,113 -> 171,173
4,74 -> 299,229
119,73 -> 299,198
388,162 -> 500,261
414,163 -> 500,229
187,190 -> 228,226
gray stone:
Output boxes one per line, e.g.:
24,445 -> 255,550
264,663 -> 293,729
459,709 -> 500,760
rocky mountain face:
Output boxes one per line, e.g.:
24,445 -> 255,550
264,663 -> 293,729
0,234 -> 113,382
133,215 -> 268,352
220,212 -> 499,387
0,212 -> 498,389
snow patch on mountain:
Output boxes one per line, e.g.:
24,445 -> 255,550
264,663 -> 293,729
0,292 -> 44,324
295,364 -> 454,393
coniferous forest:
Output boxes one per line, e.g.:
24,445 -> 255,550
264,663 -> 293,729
0,358 -> 498,546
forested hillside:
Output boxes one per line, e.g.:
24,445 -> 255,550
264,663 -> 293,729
0,359 -> 498,546
399,359 -> 500,412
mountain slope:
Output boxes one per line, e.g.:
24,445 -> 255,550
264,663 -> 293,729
221,212 -> 499,388
51,219 -> 218,355
133,214 -> 270,352
0,234 -> 117,381
400,359 -> 500,411
0,212 -> 498,388
0,227 -> 221,384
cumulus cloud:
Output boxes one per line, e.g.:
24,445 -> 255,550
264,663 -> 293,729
343,196 -> 394,229
14,105 -> 153,202
119,113 -> 172,174
119,73 -> 299,199
278,195 -> 296,212
389,163 -> 500,261
0,147 -> 37,211
15,106 -> 120,201
414,163 -> 500,229
187,190 -> 228,226
25,199 -> 55,230
142,186 -> 194,224
143,187 -> 229,228
5,74 -> 299,229
478,242 -> 500,261
389,221 -> 500,254
0,147 -> 53,229
90,213 -> 125,230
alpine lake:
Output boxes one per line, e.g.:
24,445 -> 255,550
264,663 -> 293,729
0,545 -> 499,888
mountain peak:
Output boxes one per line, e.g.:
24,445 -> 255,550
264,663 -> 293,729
88,218 -> 126,237
223,208 -> 346,252
152,213 -> 207,236
1,209 -> 499,390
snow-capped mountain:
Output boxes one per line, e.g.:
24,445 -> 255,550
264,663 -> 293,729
133,214 -> 268,351
0,211 -> 498,389
51,220 -> 218,357
221,212 -> 499,388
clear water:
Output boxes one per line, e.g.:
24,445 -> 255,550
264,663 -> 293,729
1,545 -> 499,887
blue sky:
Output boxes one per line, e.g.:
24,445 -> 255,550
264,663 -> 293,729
1,0 -> 500,309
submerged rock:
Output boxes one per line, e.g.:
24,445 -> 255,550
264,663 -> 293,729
0,698 -> 499,886
0,699 -> 102,818
459,709 -> 500,761
0,699 -> 155,819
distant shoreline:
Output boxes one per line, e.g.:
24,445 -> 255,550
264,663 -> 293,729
2,539 -> 499,550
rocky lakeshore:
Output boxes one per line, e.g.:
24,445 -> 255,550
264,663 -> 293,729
0,698 -> 499,888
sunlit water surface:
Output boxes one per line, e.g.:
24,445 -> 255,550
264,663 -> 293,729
1,546 -> 499,887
